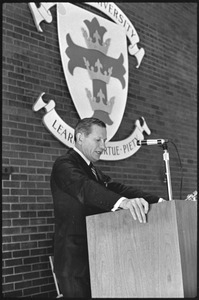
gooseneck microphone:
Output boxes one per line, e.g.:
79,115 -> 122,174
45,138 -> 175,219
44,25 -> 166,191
137,139 -> 169,146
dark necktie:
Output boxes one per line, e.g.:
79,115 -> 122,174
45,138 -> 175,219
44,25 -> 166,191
90,163 -> 98,181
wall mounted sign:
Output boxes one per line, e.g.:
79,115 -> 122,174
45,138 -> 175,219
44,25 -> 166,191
29,2 -> 151,160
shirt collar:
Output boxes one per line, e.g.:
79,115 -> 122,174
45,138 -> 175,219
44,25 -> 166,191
73,146 -> 90,166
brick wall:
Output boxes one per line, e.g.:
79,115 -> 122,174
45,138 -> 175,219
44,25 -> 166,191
2,2 -> 197,297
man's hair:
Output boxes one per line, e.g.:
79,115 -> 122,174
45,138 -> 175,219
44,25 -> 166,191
74,118 -> 106,142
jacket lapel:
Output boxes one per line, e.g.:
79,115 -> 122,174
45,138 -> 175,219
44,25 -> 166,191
68,148 -> 106,185
69,148 -> 94,179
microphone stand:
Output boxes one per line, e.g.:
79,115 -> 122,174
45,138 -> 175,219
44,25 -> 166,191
162,141 -> 173,200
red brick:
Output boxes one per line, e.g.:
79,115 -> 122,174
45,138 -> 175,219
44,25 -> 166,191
5,274 -> 23,283
2,267 -> 14,276
32,262 -> 49,271
3,212 -> 20,219
30,233 -> 46,241
15,280 -> 32,290
11,188 -> 27,196
21,241 -> 37,249
23,286 -> 40,296
3,290 -> 23,297
2,195 -> 19,203
2,251 -> 12,259
13,249 -> 30,258
5,258 -> 23,267
2,283 -> 15,292
11,174 -> 28,181
21,226 -> 37,234
12,234 -> 29,242
11,203 -> 28,210
23,271 -> 40,280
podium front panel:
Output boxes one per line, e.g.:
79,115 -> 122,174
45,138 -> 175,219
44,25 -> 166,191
86,201 -> 185,298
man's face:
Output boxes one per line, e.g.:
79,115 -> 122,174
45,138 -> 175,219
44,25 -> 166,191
79,124 -> 107,162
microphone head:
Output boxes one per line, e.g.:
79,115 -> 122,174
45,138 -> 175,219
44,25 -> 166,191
137,139 -> 169,146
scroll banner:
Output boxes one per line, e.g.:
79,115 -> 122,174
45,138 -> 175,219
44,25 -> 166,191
28,2 -> 145,67
33,93 -> 151,161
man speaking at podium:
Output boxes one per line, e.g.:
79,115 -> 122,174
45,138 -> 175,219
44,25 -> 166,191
50,117 -> 165,298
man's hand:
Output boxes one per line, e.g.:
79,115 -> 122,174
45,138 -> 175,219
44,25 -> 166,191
119,198 -> 149,223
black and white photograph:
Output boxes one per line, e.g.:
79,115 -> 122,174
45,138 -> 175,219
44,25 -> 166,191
2,2 -> 197,298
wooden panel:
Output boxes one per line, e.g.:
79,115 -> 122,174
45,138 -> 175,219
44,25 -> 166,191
175,200 -> 197,297
86,201 -> 184,298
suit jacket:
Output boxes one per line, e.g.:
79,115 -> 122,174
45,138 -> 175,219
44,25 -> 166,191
50,148 -> 159,283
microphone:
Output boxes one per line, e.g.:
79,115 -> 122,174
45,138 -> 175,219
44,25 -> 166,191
137,139 -> 169,146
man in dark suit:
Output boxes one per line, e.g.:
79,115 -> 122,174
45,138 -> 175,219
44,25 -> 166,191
50,117 -> 165,298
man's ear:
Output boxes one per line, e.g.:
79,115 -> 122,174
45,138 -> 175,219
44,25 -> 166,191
76,132 -> 84,145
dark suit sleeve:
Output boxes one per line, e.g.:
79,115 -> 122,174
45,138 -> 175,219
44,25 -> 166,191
98,169 -> 159,204
51,157 -> 122,212
108,181 -> 159,204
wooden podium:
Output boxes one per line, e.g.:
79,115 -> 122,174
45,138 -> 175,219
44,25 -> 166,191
86,200 -> 197,298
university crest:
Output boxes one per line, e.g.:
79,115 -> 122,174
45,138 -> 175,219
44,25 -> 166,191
29,2 -> 151,160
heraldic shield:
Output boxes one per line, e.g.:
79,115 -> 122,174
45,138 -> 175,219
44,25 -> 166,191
57,3 -> 129,141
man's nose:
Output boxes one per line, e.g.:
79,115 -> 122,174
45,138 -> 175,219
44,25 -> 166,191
100,140 -> 106,151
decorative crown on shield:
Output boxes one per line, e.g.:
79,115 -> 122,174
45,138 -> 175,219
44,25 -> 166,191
81,17 -> 111,55
66,17 -> 126,125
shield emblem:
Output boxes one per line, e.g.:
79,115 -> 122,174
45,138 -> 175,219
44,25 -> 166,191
57,3 -> 128,141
